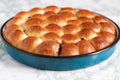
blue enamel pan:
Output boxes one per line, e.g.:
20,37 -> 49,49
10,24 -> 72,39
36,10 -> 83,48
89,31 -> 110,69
0,16 -> 120,71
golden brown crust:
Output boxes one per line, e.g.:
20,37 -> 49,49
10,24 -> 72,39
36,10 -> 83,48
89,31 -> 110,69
76,9 -> 96,18
30,14 -> 46,20
44,11 -> 56,18
29,7 -> 44,15
44,5 -> 59,13
67,19 -> 80,26
60,43 -> 79,56
3,6 -> 117,56
78,29 -> 97,40
63,24 -> 80,34
47,15 -> 67,26
98,31 -> 115,44
77,40 -> 96,54
94,16 -> 110,23
60,7 -> 77,14
25,26 -> 45,37
15,11 -> 29,19
24,18 -> 47,29
62,34 -> 80,43
45,24 -> 64,36
4,24 -> 22,38
79,17 -> 93,24
80,22 -> 100,32
99,22 -> 116,34
91,36 -> 109,50
35,41 -> 60,56
59,12 -> 77,21
41,32 -> 61,43
18,37 -> 42,52
8,30 -> 27,46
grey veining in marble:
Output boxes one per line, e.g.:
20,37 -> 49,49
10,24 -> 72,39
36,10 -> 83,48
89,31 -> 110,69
0,0 -> 120,80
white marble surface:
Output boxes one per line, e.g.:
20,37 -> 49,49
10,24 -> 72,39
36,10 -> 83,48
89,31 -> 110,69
0,0 -> 120,80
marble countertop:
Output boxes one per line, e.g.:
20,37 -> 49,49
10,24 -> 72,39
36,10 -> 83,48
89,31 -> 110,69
0,0 -> 120,80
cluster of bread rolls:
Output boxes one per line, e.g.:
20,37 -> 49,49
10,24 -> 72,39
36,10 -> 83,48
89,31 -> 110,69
4,5 -> 116,56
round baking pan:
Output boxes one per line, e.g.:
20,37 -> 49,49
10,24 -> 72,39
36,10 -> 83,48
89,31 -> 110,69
1,15 -> 120,71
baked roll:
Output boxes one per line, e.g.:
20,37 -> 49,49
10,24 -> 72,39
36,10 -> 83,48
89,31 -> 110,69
35,41 -> 59,56
77,40 -> 95,54
60,43 -> 79,56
